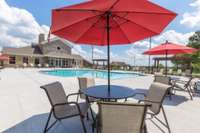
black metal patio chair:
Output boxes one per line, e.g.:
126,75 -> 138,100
154,75 -> 173,100
172,77 -> 194,100
77,77 -> 96,102
41,81 -> 89,133
134,82 -> 172,133
77,77 -> 97,121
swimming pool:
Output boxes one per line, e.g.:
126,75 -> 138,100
41,69 -> 144,79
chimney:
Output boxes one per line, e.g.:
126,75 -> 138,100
38,33 -> 45,44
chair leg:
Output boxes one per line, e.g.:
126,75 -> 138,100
92,117 -> 96,133
186,86 -> 193,100
89,106 -> 95,122
168,88 -> 172,101
43,109 -> 58,133
161,106 -> 171,133
80,115 -> 87,133
143,124 -> 148,133
43,110 -> 52,133
86,112 -> 89,120
76,94 -> 79,102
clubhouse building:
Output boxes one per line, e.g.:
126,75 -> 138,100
1,34 -> 89,68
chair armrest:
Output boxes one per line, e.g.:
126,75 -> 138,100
134,93 -> 147,97
125,92 -> 146,102
53,102 -> 79,108
138,99 -> 160,104
66,92 -> 83,101
53,102 -> 84,116
53,102 -> 68,108
174,79 -> 188,84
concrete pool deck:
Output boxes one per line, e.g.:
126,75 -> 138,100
0,68 -> 200,133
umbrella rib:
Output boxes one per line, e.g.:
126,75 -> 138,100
114,14 -> 159,35
52,13 -> 103,34
54,8 -> 104,13
100,23 -> 107,46
112,11 -> 176,16
75,14 -> 106,43
111,17 -> 131,44
108,0 -> 120,11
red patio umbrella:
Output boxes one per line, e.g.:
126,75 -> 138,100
50,0 -> 177,92
143,41 -> 198,74
0,55 -> 9,61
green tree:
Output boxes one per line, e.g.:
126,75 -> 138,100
188,31 -> 200,49
172,31 -> 200,72
187,31 -> 200,73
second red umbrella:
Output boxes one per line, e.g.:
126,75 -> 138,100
143,41 -> 198,75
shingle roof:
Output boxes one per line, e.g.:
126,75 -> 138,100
40,37 -> 73,48
2,45 -> 43,57
2,37 -> 83,60
2,46 -> 83,60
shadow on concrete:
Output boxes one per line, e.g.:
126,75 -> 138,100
3,113 -> 93,133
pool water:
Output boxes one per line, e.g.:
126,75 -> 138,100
42,69 -> 143,79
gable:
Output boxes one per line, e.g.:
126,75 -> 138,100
40,39 -> 72,55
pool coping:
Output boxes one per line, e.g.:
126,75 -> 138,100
39,68 -> 145,80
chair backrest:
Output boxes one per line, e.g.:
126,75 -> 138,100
146,82 -> 170,115
185,69 -> 192,77
185,77 -> 194,88
40,82 -> 67,107
154,75 -> 171,85
78,77 -> 95,99
98,102 -> 150,133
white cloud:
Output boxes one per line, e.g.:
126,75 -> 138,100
72,45 -> 91,61
126,42 -> 149,66
93,48 -> 105,59
93,48 -> 104,55
154,30 -> 194,45
0,0 -> 49,49
72,45 -> 87,55
180,0 -> 200,28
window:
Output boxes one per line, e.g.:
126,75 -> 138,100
23,57 -> 28,64
48,58 -> 54,67
57,46 -> 61,50
9,56 -> 16,64
35,58 -> 40,65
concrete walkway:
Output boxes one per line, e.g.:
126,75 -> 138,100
0,68 -> 200,133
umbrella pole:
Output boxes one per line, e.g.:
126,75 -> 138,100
106,12 -> 111,93
165,50 -> 168,75
148,37 -> 152,73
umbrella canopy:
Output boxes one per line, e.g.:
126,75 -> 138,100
50,0 -> 177,92
0,55 -> 9,61
51,0 -> 176,45
143,41 -> 198,74
143,41 -> 198,55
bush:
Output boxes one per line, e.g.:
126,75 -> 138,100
192,63 -> 200,73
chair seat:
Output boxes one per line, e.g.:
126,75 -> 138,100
88,97 -> 98,103
174,83 -> 185,90
54,102 -> 89,119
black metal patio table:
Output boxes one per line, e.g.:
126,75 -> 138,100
81,85 -> 135,100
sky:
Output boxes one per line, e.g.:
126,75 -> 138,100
1,0 -> 200,66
